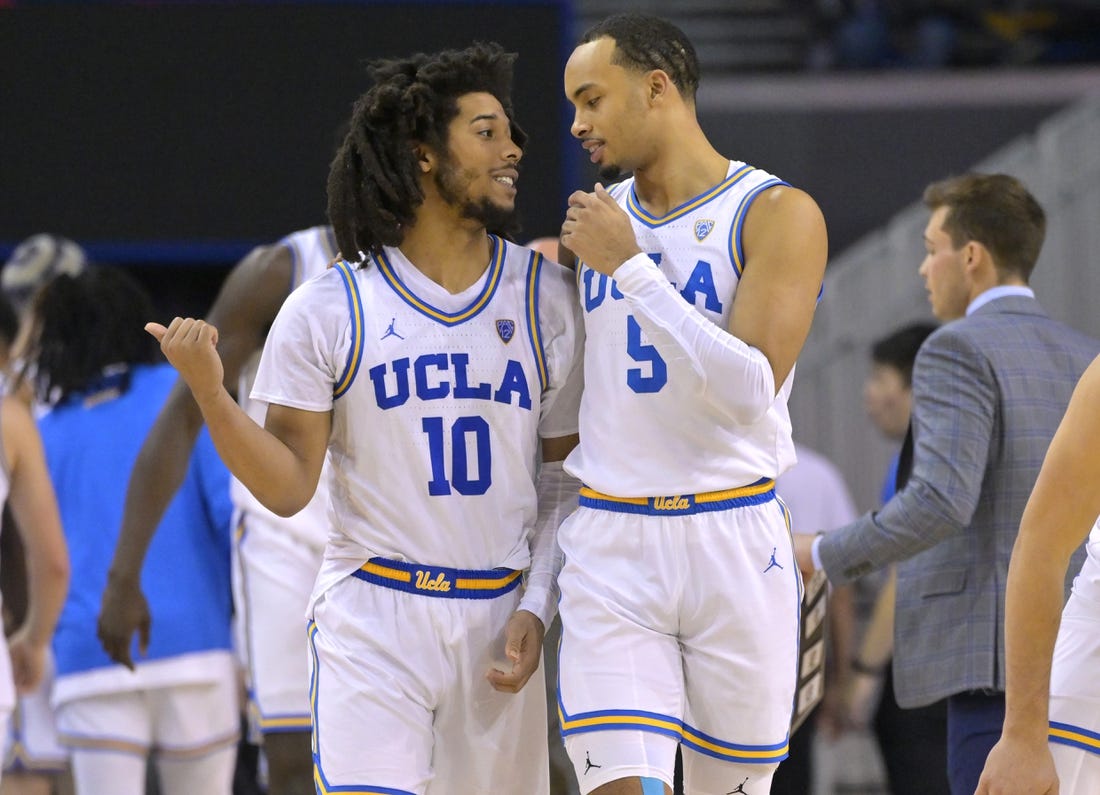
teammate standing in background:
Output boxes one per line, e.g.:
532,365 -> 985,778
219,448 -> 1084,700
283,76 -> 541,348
97,227 -> 338,795
22,268 -> 236,795
557,13 -> 827,794
144,42 -> 583,794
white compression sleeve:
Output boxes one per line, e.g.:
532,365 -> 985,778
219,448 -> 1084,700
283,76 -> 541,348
613,253 -> 776,425
518,460 -> 579,629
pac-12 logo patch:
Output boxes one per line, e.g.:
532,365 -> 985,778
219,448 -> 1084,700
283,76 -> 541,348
496,319 -> 516,343
694,219 -> 715,241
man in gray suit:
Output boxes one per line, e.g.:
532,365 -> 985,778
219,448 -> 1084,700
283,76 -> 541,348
795,172 -> 1100,795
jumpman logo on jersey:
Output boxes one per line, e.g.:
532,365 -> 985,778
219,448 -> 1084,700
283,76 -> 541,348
763,547 -> 783,573
727,777 -> 751,794
584,751 -> 601,775
380,317 -> 405,341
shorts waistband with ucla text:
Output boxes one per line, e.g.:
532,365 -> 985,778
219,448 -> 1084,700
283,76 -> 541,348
579,477 -> 775,516
352,557 -> 522,599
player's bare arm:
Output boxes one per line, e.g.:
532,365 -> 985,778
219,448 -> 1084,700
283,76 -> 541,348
148,317 -> 329,517
98,243 -> 294,667
2,395 -> 69,693
729,185 -> 827,390
977,353 -> 1100,795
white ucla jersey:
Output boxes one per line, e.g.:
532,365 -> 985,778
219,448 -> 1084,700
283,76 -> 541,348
251,236 -> 583,606
1071,514 -> 1100,603
232,226 -> 339,550
565,161 -> 797,496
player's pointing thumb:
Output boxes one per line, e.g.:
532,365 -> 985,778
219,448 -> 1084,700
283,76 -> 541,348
145,322 -> 167,341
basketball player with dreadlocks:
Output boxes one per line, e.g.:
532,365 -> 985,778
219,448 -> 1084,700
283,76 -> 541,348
143,42 -> 583,794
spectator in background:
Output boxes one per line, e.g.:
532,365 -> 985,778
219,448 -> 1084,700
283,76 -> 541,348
796,172 -> 1100,793
0,236 -> 85,319
847,321 -> 949,795
0,234 -> 86,795
21,268 -> 237,795
773,442 -> 859,795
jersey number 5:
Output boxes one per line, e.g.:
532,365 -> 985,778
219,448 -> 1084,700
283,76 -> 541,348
626,315 -> 667,393
422,416 -> 492,496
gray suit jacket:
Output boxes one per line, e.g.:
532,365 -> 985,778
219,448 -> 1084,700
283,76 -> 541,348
819,295 -> 1099,707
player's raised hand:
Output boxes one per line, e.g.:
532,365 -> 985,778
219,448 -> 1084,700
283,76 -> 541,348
487,609 -> 545,694
560,183 -> 641,277
146,317 -> 224,405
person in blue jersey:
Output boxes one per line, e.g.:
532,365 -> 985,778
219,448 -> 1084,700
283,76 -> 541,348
976,353 -> 1100,794
143,42 -> 584,795
97,227 -> 338,795
20,268 -> 237,795
556,13 -> 828,795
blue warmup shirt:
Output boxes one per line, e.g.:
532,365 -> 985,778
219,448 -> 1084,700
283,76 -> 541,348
39,363 -> 233,677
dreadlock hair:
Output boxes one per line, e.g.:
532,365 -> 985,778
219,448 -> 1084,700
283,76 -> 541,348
327,41 -> 526,264
580,13 -> 700,102
22,267 -> 158,405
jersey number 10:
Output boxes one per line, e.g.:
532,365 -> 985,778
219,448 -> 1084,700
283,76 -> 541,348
421,416 -> 492,496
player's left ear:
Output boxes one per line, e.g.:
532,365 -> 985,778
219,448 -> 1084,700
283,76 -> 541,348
414,144 -> 434,174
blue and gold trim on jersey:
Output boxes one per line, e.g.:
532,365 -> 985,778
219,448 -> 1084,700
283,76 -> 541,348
352,557 -> 522,599
559,705 -> 683,741
681,723 -> 789,763
626,164 -> 755,228
308,621 -> 415,795
727,178 -> 788,278
375,235 -> 504,326
558,703 -> 789,764
578,478 -> 775,516
256,712 -> 312,734
333,260 -> 365,399
525,250 -> 549,391
1050,720 -> 1100,755
774,495 -> 804,603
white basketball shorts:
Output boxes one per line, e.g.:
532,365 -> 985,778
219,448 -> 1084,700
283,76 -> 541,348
233,511 -> 322,740
556,481 -> 802,794
308,558 -> 550,795
1049,590 -> 1100,793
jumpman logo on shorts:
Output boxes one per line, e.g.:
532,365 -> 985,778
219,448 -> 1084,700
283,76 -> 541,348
584,751 -> 601,775
727,777 -> 750,794
763,547 -> 783,573
380,318 -> 405,341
